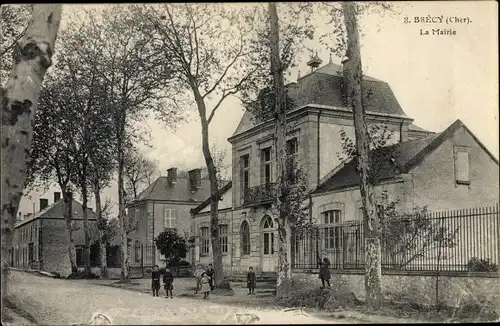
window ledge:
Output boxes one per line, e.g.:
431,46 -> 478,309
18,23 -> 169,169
456,180 -> 471,185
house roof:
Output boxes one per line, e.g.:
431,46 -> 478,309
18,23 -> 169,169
232,61 -> 408,137
190,181 -> 232,216
408,123 -> 431,132
313,119 -> 497,194
133,176 -> 213,204
15,199 -> 95,228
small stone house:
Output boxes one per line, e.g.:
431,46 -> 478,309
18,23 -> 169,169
11,192 -> 98,277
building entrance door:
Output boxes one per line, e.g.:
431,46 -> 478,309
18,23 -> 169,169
261,215 -> 277,272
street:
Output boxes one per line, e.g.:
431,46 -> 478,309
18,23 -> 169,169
7,270 -> 335,325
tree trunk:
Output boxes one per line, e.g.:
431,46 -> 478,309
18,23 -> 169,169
63,191 -> 78,274
195,91 -> 224,287
341,2 -> 383,311
117,132 -> 130,282
81,183 -> 91,277
0,5 -> 62,312
269,2 -> 292,297
93,177 -> 108,279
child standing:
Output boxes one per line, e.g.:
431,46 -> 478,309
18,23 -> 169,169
205,263 -> 215,291
200,272 -> 211,299
151,265 -> 161,297
247,266 -> 256,295
193,264 -> 205,294
163,266 -> 174,299
318,257 -> 331,288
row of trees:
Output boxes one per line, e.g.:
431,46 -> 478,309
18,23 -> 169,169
2,2 -> 406,312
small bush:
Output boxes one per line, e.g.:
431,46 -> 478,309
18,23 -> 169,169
467,257 -> 498,272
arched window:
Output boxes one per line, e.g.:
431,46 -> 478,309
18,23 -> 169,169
240,221 -> 250,256
262,215 -> 274,255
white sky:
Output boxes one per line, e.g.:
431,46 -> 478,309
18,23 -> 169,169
18,2 -> 499,217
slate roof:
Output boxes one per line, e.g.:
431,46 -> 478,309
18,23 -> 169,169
15,199 -> 96,228
313,119 -> 497,194
133,176 -> 213,204
232,61 -> 408,137
190,181 -> 233,216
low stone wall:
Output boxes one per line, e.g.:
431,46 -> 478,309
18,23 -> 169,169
292,270 -> 500,309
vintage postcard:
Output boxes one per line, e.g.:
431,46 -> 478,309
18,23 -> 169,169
1,1 -> 498,325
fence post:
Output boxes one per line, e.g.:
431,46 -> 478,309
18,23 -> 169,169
141,243 -> 144,278
496,204 -> 500,267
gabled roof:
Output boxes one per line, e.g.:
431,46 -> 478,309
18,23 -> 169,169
313,119 -> 497,194
190,181 -> 232,216
133,176 -> 213,204
232,61 -> 408,137
15,199 -> 95,228
408,123 -> 431,132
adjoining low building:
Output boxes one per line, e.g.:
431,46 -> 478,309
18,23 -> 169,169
11,192 -> 98,277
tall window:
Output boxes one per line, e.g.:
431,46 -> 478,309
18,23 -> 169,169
163,208 -> 176,229
286,138 -> 298,183
200,227 -> 210,256
323,210 -> 342,250
240,154 -> 250,195
261,147 -> 272,186
454,146 -> 470,185
219,224 -> 228,254
240,221 -> 251,255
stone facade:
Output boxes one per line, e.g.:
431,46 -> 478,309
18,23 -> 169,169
12,198 -> 97,277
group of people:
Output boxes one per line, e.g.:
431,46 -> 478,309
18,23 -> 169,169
151,264 -> 174,298
153,261 -> 305,298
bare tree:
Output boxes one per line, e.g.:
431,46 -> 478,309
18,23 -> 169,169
1,4 -> 62,312
64,5 -> 181,282
123,147 -> 159,201
341,1 -> 383,310
137,3 -> 261,287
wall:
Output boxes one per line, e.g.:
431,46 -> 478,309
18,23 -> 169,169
410,126 -> 499,211
12,219 -> 41,269
192,206 -> 281,274
318,117 -> 403,181
41,218 -> 98,277
311,182 -> 404,223
230,114 -> 315,208
192,209 -> 234,271
152,201 -> 199,264
293,271 -> 500,309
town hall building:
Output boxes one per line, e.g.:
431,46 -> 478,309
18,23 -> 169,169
190,55 -> 499,275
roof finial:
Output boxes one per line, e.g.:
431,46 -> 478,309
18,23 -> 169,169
297,69 -> 301,79
329,53 -> 333,64
306,51 -> 323,73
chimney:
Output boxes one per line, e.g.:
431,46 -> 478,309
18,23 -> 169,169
54,192 -> 61,203
39,198 -> 49,211
18,212 -> 22,221
188,168 -> 202,191
167,167 -> 178,186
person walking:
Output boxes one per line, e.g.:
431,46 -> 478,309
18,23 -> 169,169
151,265 -> 161,297
247,266 -> 256,295
163,265 -> 174,299
200,272 -> 212,299
318,257 -> 331,288
205,263 -> 215,291
193,264 -> 205,294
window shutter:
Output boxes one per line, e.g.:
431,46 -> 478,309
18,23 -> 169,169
455,151 -> 469,182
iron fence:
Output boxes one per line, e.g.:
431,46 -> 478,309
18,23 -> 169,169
291,204 -> 500,273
